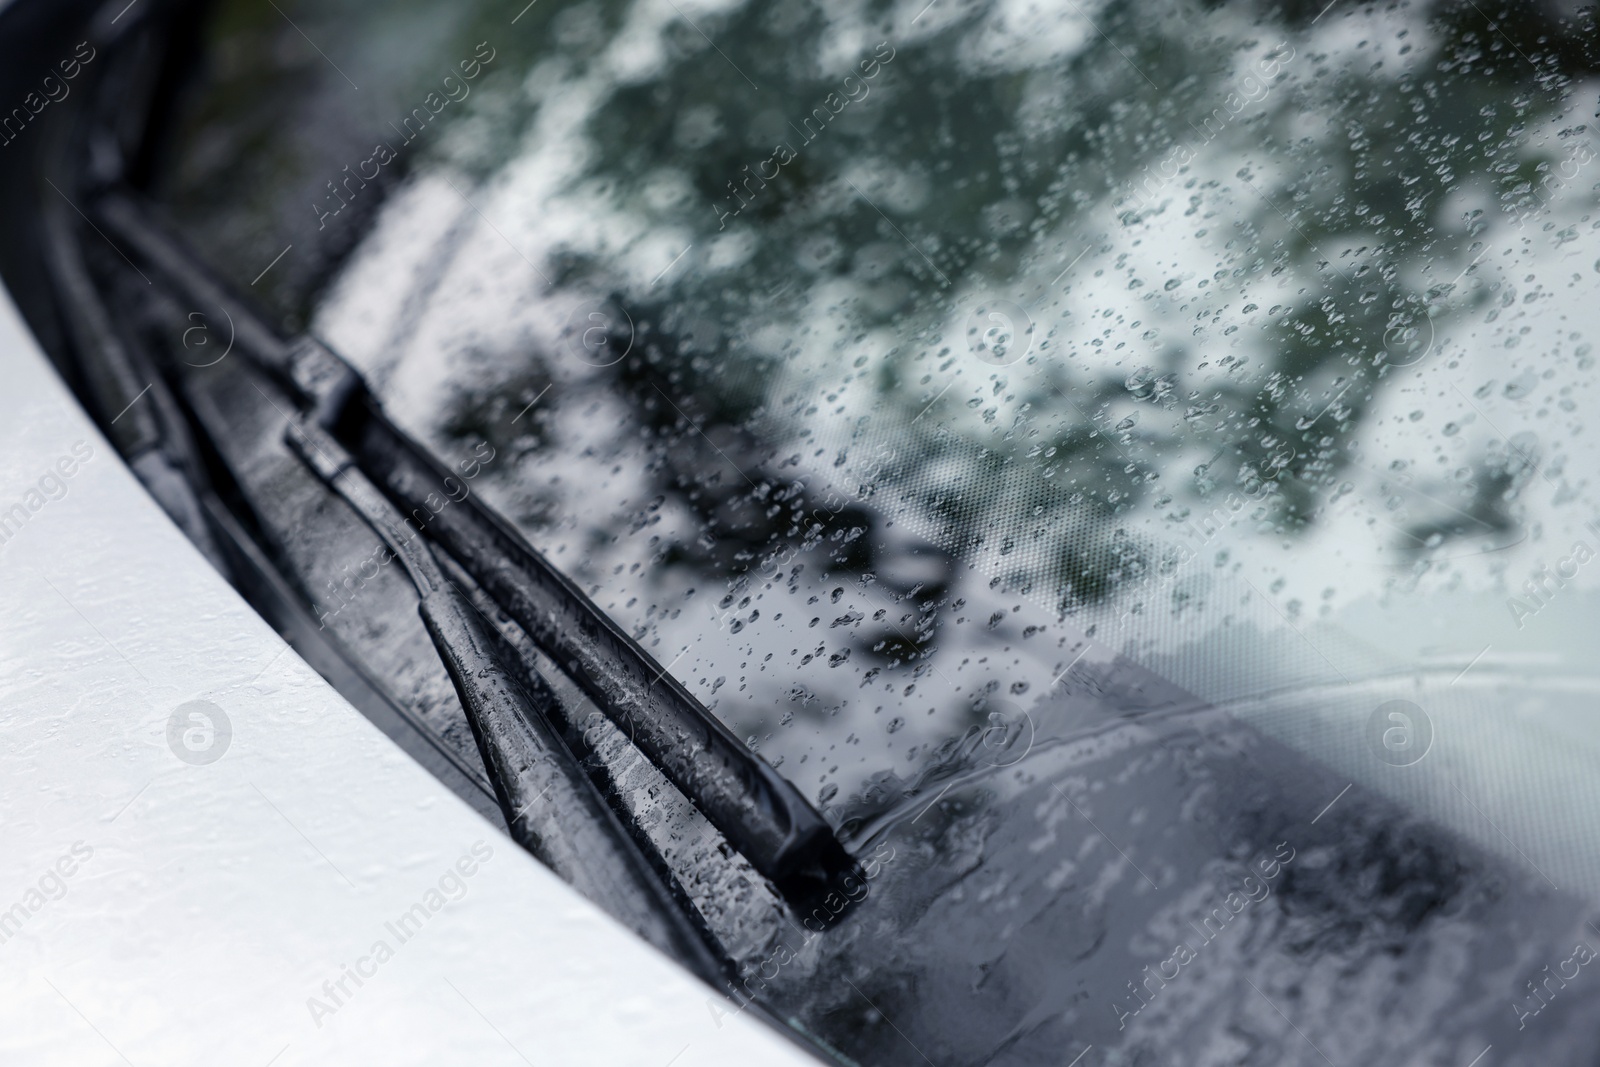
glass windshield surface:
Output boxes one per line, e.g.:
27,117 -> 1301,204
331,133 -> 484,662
156,0 -> 1600,1061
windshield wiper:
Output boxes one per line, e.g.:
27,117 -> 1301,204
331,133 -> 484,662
93,187 -> 860,913
42,101 -> 734,975
27,5 -> 863,1010
285,416 -> 730,981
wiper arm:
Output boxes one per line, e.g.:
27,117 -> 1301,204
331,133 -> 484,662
286,418 -> 729,983
95,188 -> 861,913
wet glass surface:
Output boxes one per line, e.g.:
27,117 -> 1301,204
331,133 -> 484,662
152,0 -> 1600,1061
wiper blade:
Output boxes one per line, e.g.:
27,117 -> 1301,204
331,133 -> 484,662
286,418 -> 729,982
95,188 -> 860,913
47,144 -> 732,977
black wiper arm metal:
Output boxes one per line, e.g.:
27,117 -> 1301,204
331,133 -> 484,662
285,418 -> 729,982
350,407 -> 859,910
93,188 -> 860,911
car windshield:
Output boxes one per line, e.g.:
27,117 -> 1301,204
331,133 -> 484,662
144,0 -> 1600,1061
